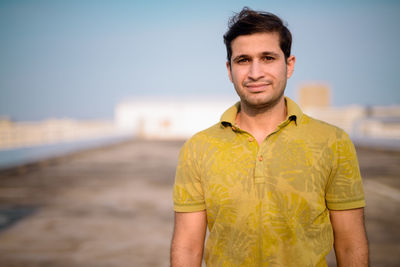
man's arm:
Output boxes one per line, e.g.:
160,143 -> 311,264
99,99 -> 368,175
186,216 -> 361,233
170,210 -> 207,267
329,208 -> 369,267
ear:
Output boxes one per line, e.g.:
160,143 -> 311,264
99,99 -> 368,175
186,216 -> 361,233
226,61 -> 233,83
286,55 -> 296,79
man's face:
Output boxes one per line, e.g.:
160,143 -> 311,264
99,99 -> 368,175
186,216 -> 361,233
227,32 -> 295,110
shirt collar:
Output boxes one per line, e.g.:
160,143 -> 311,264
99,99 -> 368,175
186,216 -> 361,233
285,97 -> 303,125
220,97 -> 303,127
220,101 -> 240,127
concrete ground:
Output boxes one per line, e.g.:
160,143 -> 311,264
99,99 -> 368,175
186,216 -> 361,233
0,140 -> 398,266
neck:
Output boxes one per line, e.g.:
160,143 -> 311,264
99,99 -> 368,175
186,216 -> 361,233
236,97 -> 287,144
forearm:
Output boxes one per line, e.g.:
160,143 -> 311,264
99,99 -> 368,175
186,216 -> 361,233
170,211 -> 207,267
334,240 -> 369,267
330,208 -> 369,267
170,242 -> 203,267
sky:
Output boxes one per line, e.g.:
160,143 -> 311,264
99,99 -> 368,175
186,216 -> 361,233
0,0 -> 399,121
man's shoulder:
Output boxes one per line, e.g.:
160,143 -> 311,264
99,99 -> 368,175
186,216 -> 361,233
188,122 -> 230,142
299,114 -> 351,143
302,113 -> 346,133
181,121 -> 234,153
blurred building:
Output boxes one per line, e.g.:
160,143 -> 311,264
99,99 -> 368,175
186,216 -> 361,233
298,83 -> 331,108
297,83 -> 400,142
2,89 -> 399,151
114,93 -> 400,143
115,97 -> 236,139
0,118 -> 119,150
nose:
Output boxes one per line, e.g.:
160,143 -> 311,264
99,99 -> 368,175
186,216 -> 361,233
248,61 -> 264,80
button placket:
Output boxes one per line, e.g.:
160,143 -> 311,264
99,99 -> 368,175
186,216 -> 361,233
254,151 -> 265,184
254,137 -> 270,184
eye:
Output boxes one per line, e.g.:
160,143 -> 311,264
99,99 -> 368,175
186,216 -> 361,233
263,56 -> 275,61
237,58 -> 250,64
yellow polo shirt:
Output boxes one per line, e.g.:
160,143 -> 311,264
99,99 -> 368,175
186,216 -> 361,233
173,97 -> 365,267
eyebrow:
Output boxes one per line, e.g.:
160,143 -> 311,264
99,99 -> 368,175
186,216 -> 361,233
260,51 -> 280,58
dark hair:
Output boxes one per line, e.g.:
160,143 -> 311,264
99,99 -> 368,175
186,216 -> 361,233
223,7 -> 292,64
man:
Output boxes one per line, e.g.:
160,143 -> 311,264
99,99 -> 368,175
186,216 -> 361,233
171,7 -> 368,267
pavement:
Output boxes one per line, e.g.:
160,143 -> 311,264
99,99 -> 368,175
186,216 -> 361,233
0,140 -> 399,266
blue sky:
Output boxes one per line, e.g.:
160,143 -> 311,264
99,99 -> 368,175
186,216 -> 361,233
1,0 -> 399,121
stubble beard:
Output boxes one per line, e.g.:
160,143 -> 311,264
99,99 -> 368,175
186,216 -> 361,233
235,81 -> 286,114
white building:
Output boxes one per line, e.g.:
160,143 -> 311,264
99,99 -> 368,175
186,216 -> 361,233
115,97 -> 400,144
0,118 -> 120,150
115,97 -> 237,139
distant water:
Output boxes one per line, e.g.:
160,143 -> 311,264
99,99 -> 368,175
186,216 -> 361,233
0,206 -> 37,232
0,134 -> 132,170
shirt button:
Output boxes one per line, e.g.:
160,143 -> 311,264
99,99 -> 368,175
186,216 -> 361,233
258,155 -> 263,161
248,137 -> 254,142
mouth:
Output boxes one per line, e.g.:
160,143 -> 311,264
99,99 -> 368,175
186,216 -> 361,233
244,82 -> 271,92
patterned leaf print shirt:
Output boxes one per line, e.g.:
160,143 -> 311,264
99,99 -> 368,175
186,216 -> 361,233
173,97 -> 365,267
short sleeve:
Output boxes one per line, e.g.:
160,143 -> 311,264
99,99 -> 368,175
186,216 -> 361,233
173,137 -> 206,212
326,131 -> 366,210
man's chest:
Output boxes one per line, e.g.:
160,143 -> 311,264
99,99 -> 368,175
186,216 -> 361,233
200,138 -> 333,220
